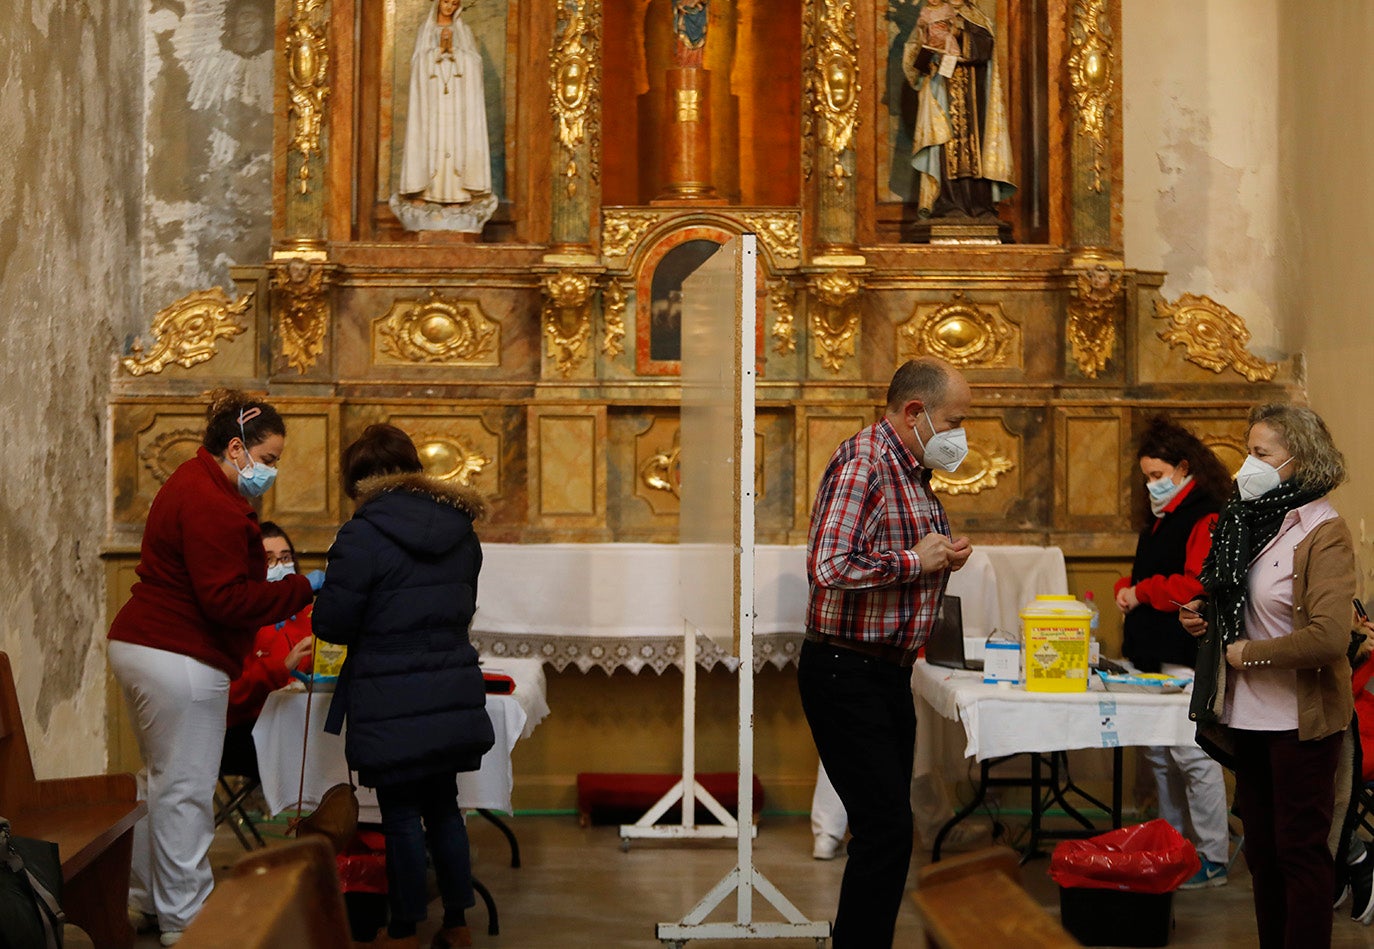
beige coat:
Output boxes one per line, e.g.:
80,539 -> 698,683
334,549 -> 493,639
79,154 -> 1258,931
1198,516 -> 1357,753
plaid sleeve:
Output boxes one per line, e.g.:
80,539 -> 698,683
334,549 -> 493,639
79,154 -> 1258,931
809,456 -> 916,590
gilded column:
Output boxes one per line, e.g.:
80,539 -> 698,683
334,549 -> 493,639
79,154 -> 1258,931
280,0 -> 331,258
548,0 -> 602,263
1067,0 -> 1120,253
804,0 -> 863,265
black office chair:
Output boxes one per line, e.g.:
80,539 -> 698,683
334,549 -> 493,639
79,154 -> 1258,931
217,722 -> 267,850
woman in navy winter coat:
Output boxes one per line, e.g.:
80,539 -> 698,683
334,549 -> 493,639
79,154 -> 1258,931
313,423 -> 494,949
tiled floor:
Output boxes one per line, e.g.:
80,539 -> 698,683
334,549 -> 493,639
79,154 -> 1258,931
113,812 -> 1374,947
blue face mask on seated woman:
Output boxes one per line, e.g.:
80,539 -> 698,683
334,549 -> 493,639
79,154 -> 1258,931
266,562 -> 295,583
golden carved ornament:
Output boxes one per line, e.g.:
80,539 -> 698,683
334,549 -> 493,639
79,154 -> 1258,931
549,1 -> 602,198
601,278 -> 627,358
740,213 -> 801,263
1067,264 -> 1123,378
640,430 -> 682,499
897,291 -> 1014,369
541,272 -> 595,376
770,280 -> 798,355
803,0 -> 860,190
415,435 -> 490,487
808,270 -> 863,372
601,210 -> 660,258
639,428 -> 764,504
121,287 -> 251,377
1153,293 -> 1279,383
271,258 -> 330,374
286,0 -> 330,196
1069,0 -> 1114,194
375,290 -> 500,366
931,444 -> 1015,496
139,428 -> 204,484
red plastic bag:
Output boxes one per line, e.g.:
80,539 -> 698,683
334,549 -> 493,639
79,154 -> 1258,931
1049,819 -> 1201,894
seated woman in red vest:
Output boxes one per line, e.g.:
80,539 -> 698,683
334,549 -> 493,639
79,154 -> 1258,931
222,522 -> 316,778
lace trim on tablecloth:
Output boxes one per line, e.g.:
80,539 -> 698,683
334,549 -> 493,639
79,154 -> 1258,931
470,631 -> 803,674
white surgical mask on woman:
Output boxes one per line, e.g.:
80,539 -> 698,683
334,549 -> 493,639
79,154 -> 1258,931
915,409 -> 969,473
1235,455 -> 1292,500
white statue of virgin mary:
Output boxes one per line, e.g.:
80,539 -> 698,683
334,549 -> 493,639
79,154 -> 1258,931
393,0 -> 497,231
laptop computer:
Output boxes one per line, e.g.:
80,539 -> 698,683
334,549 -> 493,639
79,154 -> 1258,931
924,595 -> 983,671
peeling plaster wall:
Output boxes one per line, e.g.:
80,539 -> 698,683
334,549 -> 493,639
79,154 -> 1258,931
0,2 -> 143,776
142,0 -> 274,313
1122,1 -> 1286,358
1277,4 -> 1374,598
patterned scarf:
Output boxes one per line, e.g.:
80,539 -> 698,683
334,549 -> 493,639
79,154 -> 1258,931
1200,479 -> 1326,645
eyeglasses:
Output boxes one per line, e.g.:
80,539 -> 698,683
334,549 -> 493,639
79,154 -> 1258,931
265,553 -> 294,567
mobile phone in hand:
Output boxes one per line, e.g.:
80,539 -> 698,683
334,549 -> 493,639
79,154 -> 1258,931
1356,598 -> 1369,622
1170,599 -> 1203,617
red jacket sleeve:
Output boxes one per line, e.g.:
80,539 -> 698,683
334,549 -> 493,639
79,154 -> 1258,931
1134,513 -> 1217,611
227,624 -> 293,725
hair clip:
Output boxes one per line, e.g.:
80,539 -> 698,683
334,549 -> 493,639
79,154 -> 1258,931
238,406 -> 262,425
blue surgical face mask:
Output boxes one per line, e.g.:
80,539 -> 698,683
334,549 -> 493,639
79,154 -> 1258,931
234,410 -> 278,499
1147,473 -> 1191,516
266,562 -> 295,583
236,451 -> 278,498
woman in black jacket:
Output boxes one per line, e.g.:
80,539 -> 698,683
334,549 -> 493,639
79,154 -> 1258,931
1113,417 -> 1233,889
314,423 -> 494,949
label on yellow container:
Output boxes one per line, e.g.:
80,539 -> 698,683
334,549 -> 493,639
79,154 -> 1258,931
1020,595 -> 1091,693
313,640 -> 348,678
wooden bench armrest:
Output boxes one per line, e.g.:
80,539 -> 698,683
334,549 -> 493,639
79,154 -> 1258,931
32,772 -> 137,807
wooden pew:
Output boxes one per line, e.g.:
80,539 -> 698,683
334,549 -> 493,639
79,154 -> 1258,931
912,845 -> 1081,949
0,651 -> 145,949
178,836 -> 352,949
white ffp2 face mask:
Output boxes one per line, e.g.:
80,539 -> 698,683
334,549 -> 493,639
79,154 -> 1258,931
915,409 -> 969,473
1236,455 -> 1292,500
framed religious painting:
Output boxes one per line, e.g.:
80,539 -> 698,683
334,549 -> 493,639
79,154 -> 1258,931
633,224 -> 767,376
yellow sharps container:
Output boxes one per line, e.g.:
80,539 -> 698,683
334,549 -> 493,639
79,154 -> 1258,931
1020,594 -> 1091,693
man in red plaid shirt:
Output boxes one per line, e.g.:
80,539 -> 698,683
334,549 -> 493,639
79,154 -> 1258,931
798,356 -> 974,948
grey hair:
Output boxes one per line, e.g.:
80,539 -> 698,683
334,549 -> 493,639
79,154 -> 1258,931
1248,402 -> 1347,493
886,357 -> 951,411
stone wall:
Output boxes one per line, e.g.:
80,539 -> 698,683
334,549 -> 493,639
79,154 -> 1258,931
0,1 -> 143,776
141,0 -> 275,314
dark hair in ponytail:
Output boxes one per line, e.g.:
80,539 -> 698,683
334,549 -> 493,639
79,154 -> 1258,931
203,388 -> 286,455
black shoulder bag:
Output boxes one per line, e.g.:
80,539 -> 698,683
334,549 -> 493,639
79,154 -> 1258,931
0,817 -> 64,949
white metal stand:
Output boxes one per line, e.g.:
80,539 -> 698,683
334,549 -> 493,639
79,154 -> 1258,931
653,235 -> 830,946
619,626 -> 753,847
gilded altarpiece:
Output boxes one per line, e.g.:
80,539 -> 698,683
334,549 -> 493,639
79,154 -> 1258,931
106,0 -> 1302,802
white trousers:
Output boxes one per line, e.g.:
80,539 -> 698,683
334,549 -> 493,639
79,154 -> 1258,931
1140,742 -> 1229,864
811,761 -> 848,839
109,641 -> 229,932
813,760 -> 959,845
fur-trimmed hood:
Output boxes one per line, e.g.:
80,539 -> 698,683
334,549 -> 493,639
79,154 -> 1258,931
351,472 -> 486,558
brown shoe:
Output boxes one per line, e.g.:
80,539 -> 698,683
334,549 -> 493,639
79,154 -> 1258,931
431,926 -> 473,948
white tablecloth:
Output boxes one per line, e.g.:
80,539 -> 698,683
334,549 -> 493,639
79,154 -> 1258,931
253,658 -> 548,817
471,543 -> 1066,674
912,661 -> 1198,761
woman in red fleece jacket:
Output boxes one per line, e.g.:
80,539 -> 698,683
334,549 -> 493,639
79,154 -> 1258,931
107,389 -> 317,946
221,522 -> 315,778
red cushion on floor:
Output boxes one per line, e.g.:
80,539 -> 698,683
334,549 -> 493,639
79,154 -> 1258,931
576,772 -> 765,825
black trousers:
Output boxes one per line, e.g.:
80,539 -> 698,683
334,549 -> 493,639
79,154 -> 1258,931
798,639 -> 916,949
1233,727 -> 1342,949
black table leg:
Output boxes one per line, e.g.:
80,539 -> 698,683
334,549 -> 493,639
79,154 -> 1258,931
477,808 -> 521,868
471,876 -> 499,936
